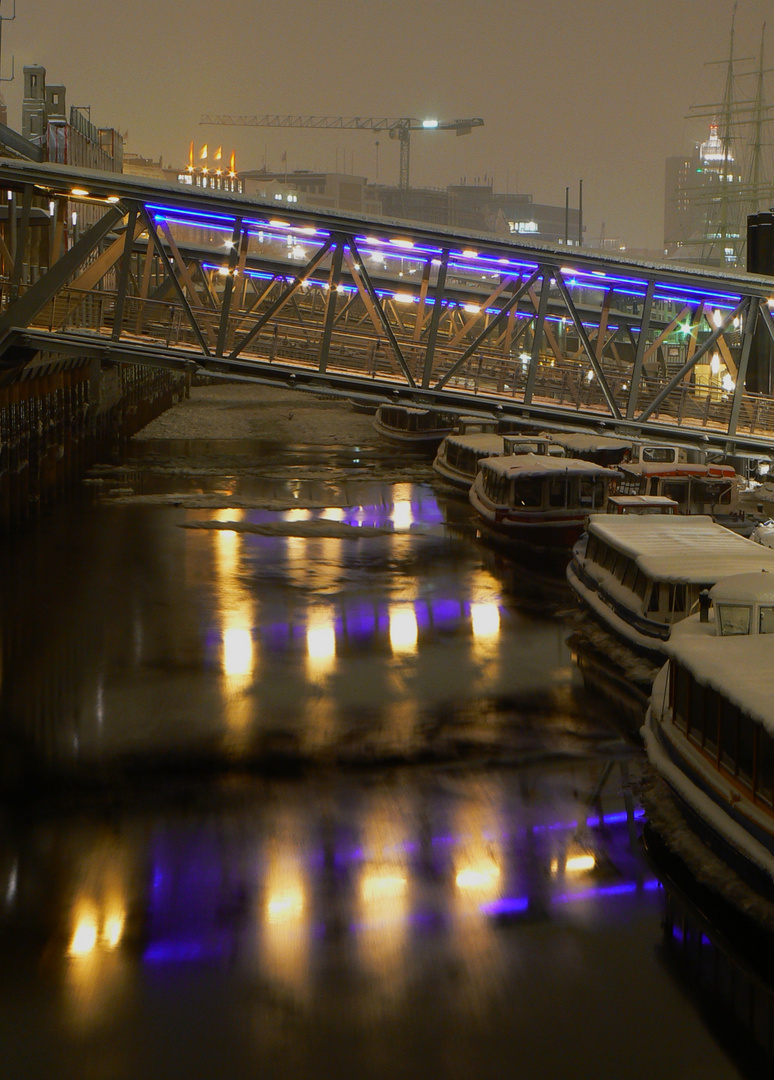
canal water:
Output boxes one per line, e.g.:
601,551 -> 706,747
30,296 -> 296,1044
0,385 -> 760,1078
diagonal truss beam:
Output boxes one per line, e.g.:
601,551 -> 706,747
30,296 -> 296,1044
637,297 -> 749,423
141,209 -> 213,358
434,267 -> 541,390
552,271 -> 621,419
0,199 -> 126,353
346,237 -> 415,387
229,237 -> 334,360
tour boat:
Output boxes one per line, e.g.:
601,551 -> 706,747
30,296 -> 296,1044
612,456 -> 754,533
469,455 -> 617,550
548,431 -> 634,467
372,403 -> 459,446
433,430 -> 559,491
567,514 -> 774,685
643,571 -> 774,902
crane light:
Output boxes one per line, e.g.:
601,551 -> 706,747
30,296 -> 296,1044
422,119 -> 439,129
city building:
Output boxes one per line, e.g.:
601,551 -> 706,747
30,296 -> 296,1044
664,121 -> 744,268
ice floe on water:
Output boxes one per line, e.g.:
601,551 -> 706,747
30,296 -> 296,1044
181,518 -> 417,538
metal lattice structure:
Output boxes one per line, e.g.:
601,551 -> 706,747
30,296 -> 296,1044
1,158 -> 774,453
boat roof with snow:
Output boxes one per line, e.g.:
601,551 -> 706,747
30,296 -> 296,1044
586,514 -> 774,582
481,455 -> 616,480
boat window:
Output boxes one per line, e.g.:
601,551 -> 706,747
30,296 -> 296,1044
513,479 -> 542,509
756,729 -> 774,806
548,477 -> 568,508
617,474 -> 643,496
663,480 -> 687,505
673,663 -> 689,731
578,478 -> 593,508
760,606 -> 774,634
668,584 -> 685,615
693,480 -> 732,507
689,678 -> 704,744
643,447 -> 675,463
720,696 -> 738,775
703,685 -> 719,756
612,553 -> 629,580
622,560 -> 637,591
716,603 -> 752,636
738,714 -> 754,788
633,570 -> 649,600
602,544 -> 617,571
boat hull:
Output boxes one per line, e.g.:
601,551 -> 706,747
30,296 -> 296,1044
644,676 -> 774,904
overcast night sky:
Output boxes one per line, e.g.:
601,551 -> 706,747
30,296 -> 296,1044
3,0 -> 773,251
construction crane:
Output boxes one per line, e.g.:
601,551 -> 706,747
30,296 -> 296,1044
199,114 -> 484,190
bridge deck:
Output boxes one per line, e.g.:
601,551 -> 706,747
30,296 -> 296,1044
1,159 -> 773,453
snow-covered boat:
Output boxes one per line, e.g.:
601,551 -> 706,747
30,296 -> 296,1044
613,457 -> 754,533
433,430 -> 558,491
566,514 -> 774,685
372,403 -> 458,446
643,571 -> 774,902
548,431 -> 634,467
469,455 -> 617,550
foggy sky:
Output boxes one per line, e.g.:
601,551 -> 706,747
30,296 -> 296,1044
4,0 -> 773,251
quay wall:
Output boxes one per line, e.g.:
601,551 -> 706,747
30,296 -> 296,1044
0,359 -> 186,532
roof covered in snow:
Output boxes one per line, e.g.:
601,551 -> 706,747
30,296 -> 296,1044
666,614 -> 774,733
481,455 -> 617,479
587,514 -> 774,582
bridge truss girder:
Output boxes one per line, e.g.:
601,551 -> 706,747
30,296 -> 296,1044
1,159 -> 774,452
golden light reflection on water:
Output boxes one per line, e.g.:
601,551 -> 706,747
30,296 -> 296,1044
470,602 -> 500,640
64,858 -> 129,1034
306,608 -> 337,678
207,509 -> 258,744
389,605 -> 418,654
357,800 -> 410,983
223,627 -> 254,677
261,847 -> 309,1001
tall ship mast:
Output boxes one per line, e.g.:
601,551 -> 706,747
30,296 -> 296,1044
665,6 -> 773,268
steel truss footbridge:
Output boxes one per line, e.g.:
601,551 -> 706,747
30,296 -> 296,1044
1,158 -> 774,454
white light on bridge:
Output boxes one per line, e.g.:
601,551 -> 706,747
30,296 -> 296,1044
390,238 -> 414,249
422,119 -> 439,129
393,292 -> 415,304
71,187 -> 89,197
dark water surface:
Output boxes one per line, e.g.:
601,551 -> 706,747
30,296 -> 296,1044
0,424 -> 754,1078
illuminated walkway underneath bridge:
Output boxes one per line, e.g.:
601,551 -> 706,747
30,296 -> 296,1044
1,158 -> 774,454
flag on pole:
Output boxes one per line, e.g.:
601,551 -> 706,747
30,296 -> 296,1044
188,141 -> 194,168
215,146 -> 222,161
200,144 -> 208,160
229,150 -> 236,173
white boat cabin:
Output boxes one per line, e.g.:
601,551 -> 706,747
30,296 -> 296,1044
613,460 -> 739,517
657,573 -> 774,816
580,515 -> 774,627
605,495 -> 678,515
475,455 -> 614,513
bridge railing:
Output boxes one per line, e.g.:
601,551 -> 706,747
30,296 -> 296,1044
17,278 -> 774,443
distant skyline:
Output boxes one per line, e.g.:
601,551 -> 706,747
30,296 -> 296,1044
2,0 -> 773,250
